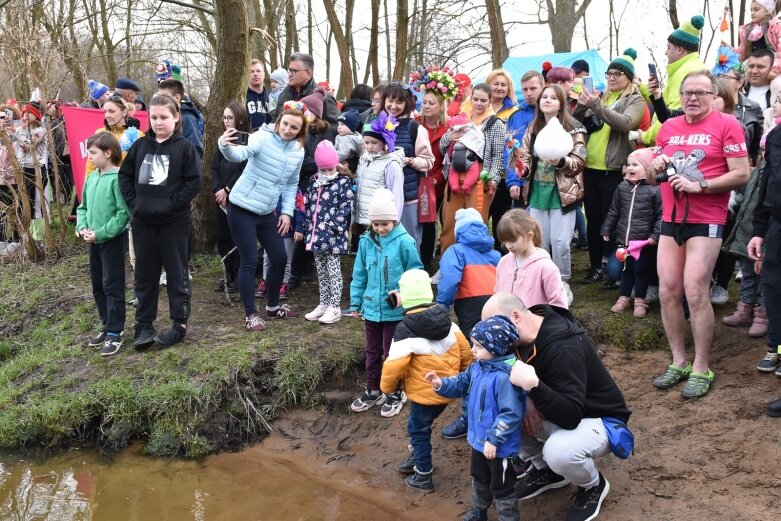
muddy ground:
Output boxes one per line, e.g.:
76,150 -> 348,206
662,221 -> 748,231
264,311 -> 780,521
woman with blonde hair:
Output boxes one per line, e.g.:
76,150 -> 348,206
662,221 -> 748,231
485,69 -> 518,121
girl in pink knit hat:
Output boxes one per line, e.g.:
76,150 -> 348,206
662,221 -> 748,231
738,0 -> 781,77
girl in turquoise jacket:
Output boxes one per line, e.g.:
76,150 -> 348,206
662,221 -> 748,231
349,188 -> 423,417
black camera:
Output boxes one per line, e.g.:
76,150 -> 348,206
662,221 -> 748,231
655,163 -> 676,183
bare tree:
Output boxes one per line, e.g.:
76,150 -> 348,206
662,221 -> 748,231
322,0 -> 354,97
393,0 -> 409,79
485,0 -> 508,68
669,0 -> 680,28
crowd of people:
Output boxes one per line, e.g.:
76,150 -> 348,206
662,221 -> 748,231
2,3 -> 781,519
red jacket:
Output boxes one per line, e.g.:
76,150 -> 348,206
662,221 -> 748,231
416,116 -> 447,199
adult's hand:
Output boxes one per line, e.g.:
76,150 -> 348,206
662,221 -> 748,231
523,397 -> 545,437
448,127 -> 466,141
578,86 -> 599,106
509,360 -> 539,391
488,180 -> 497,195
651,154 -> 671,173
221,127 -> 238,146
215,188 -> 227,207
509,185 -> 521,200
669,175 -> 701,194
748,236 -> 764,261
277,213 -> 291,235
647,76 -> 662,99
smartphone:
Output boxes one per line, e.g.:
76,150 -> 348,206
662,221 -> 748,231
648,63 -> 658,79
583,76 -> 594,92
235,131 -> 250,146
386,292 -> 398,309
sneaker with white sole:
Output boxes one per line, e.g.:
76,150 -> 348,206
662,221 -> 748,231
380,390 -> 407,417
565,473 -> 610,521
562,280 -> 574,306
318,307 -> 341,324
350,389 -> 386,412
305,304 -> 328,321
709,285 -> 728,305
100,333 -> 123,357
757,351 -> 781,372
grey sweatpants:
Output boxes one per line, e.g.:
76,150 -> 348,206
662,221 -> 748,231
529,207 -> 576,281
520,418 -> 611,489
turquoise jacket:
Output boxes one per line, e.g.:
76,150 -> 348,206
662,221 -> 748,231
76,168 -> 130,244
350,224 -> 423,322
219,128 -> 304,217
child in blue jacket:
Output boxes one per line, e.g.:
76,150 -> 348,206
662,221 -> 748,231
349,187 -> 423,417
426,315 -> 525,521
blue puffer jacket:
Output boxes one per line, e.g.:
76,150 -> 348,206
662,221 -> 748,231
350,224 -> 423,322
505,102 -> 535,189
437,220 -> 500,306
219,128 -> 304,217
437,355 -> 526,457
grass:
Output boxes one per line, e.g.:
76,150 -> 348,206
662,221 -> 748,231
0,244 -> 667,457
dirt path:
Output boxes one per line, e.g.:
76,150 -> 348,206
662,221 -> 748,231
262,320 -> 780,521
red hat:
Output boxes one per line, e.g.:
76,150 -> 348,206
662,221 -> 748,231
22,102 -> 43,121
454,73 -> 472,89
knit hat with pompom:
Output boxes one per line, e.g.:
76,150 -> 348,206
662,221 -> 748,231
608,49 -> 638,81
668,15 -> 705,52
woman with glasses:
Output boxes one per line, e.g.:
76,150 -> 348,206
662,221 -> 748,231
212,102 -> 250,294
574,49 -> 645,286
381,82 -> 434,251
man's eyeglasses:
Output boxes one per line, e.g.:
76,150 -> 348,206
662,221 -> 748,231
288,68 -> 309,75
680,90 -> 714,100
605,71 -> 624,79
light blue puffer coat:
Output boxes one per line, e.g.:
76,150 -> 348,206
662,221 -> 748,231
219,128 -> 304,217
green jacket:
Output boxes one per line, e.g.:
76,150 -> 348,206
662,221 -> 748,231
76,168 -> 131,244
643,52 -> 706,145
723,163 -> 763,260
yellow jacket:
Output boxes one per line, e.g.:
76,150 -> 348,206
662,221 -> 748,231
85,124 -> 145,173
380,304 -> 473,405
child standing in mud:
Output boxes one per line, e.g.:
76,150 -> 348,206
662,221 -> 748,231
76,132 -> 131,357
426,315 -> 525,521
379,269 -> 472,493
349,188 -> 422,417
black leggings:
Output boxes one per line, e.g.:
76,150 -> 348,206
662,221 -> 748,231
584,169 -> 623,270
489,180 -> 512,251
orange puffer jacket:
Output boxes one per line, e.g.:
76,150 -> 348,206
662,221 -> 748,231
380,304 -> 473,404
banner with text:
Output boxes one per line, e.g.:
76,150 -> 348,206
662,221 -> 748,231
61,106 -> 148,201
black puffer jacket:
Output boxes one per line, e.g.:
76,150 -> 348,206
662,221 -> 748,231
735,93 -> 764,164
341,98 -> 372,115
601,179 -> 662,243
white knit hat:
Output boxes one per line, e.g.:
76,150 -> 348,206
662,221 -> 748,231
368,188 -> 398,221
454,208 -> 483,234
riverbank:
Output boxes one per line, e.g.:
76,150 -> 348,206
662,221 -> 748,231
0,246 -> 773,463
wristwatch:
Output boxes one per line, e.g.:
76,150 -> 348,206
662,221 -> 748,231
699,180 -> 709,193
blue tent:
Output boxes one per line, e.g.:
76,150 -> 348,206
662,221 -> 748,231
502,49 -> 610,100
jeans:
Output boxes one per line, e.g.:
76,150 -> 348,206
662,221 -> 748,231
529,207 -> 576,280
400,201 -> 422,252
739,257 -> 764,308
227,204 -> 288,314
520,418 -> 611,489
408,401 -> 448,473
574,204 -> 588,246
89,232 -> 127,333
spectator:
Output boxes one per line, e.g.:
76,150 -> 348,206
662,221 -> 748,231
341,84 -> 373,115
362,83 -> 387,125
157,79 -> 204,157
246,59 -> 271,131
649,71 -> 750,399
82,79 -> 110,109
447,73 -> 473,117
737,0 -> 781,77
84,95 -> 144,174
114,77 -> 141,104
271,52 -> 339,124
481,293 -> 631,521
571,59 -> 590,78
0,105 -> 20,242
744,48 -> 775,109
486,69 -> 518,121
268,67 -> 288,108
13,102 -> 48,222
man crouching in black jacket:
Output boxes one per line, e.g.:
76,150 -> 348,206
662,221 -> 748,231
482,293 -> 631,521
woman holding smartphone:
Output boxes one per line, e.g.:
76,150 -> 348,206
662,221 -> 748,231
573,48 -> 645,287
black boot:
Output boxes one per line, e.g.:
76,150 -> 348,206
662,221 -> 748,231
767,397 -> 781,417
405,467 -> 434,493
397,446 -> 416,475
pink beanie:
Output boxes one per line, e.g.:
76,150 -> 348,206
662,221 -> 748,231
314,140 -> 339,170
628,148 -> 654,170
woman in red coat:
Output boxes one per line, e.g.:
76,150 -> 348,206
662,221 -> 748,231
416,90 -> 447,271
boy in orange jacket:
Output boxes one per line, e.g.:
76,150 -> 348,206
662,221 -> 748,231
380,269 -> 473,493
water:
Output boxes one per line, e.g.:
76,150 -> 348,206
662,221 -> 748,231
0,444 -> 412,521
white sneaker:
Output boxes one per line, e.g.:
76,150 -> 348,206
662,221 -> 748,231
319,307 -> 341,324
159,271 -> 167,286
562,280 -> 574,306
305,304 -> 328,321
710,285 -> 728,305
646,285 -> 659,303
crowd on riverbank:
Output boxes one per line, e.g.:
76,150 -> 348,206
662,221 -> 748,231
3,4 -> 781,520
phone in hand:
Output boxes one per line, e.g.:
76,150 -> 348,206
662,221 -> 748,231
648,63 -> 658,79
583,76 -> 594,92
234,131 -> 250,146
386,292 -> 398,309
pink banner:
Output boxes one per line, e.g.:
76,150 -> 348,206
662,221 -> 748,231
61,106 -> 149,201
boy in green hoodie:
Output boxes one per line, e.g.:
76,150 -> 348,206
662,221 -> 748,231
76,133 -> 131,356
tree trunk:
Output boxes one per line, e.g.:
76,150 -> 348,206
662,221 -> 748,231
262,0 -> 279,70
194,0 -> 250,253
485,0 -> 508,69
384,0 -> 392,80
346,0 -> 358,89
322,0 -> 354,98
669,0 -> 680,29
307,0 -> 313,56
393,0 -> 408,80
364,0 -> 380,85
545,0 -> 594,53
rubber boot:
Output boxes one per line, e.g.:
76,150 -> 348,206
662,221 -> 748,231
405,466 -> 434,493
633,298 -> 649,318
494,495 -> 520,521
722,301 -> 753,327
749,307 -> 769,337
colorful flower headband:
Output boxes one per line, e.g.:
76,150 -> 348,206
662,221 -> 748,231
155,58 -> 183,82
283,100 -> 313,124
711,44 -> 745,76
409,65 -> 459,102
370,111 -> 399,151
